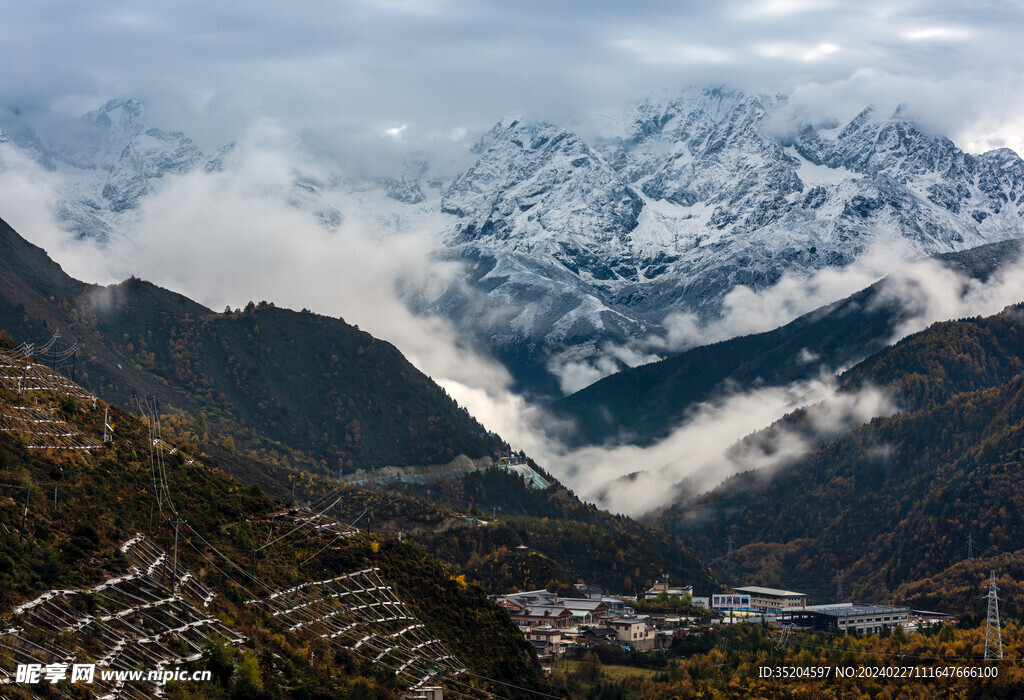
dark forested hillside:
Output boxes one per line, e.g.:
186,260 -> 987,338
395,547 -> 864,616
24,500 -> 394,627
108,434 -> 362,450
0,215 -> 503,475
550,238 -> 1024,447
400,468 -> 717,595
0,215 -> 717,609
656,304 -> 1024,608
0,367 -> 548,698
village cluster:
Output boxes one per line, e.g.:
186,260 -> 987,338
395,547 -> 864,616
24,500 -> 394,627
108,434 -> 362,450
492,577 -> 954,662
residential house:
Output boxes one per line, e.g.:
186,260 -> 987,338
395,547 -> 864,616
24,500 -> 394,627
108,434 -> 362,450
524,627 -> 566,661
607,617 -> 657,651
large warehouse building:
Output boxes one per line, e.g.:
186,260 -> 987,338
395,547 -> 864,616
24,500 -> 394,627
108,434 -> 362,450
777,603 -> 910,634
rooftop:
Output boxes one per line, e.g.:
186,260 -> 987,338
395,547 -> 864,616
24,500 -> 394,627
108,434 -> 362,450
733,586 -> 807,598
516,606 -> 569,617
794,603 -> 909,616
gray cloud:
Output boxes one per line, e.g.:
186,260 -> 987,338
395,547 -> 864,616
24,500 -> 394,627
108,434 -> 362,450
4,0 -> 1024,520
2,1 -> 1023,156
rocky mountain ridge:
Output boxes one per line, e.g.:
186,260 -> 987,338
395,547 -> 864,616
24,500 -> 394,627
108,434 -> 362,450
4,88 -> 1024,394
435,87 -> 1024,392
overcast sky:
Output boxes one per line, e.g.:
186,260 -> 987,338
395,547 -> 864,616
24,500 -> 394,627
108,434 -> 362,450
2,0 -> 1023,156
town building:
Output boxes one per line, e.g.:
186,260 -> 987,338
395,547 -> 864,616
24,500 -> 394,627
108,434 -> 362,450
777,603 -> 910,635
607,617 -> 657,651
523,627 -> 566,660
732,586 -> 808,612
644,574 -> 693,600
907,609 -> 958,632
712,593 -> 752,612
508,604 -> 572,629
494,590 -> 608,629
601,596 -> 634,616
576,626 -> 619,646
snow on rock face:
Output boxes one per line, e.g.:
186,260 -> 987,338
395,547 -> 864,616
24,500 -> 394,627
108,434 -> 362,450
443,119 -> 643,282
433,87 -> 1024,392
101,128 -> 203,212
6,89 -> 1024,393
52,98 -> 149,170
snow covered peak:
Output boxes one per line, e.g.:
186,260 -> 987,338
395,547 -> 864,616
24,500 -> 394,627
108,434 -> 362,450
52,97 -> 149,170
443,117 -> 643,277
432,88 -> 1024,392
4,87 -> 1024,394
88,98 -> 146,135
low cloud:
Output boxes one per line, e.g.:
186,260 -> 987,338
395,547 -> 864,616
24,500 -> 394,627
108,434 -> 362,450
446,371 -> 896,516
0,142 -> 111,282
462,238 -> 1024,517
546,237 -> 907,394
0,123 -> 515,401
872,254 -> 1024,342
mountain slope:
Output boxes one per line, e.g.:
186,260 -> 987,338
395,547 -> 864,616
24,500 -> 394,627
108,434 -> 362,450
550,238 -> 1024,447
655,304 -> 1024,605
0,215 -> 503,474
0,215 -> 721,613
0,366 -> 547,697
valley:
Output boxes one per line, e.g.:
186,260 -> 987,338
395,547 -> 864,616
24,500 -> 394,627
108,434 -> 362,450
2,72 -> 1024,698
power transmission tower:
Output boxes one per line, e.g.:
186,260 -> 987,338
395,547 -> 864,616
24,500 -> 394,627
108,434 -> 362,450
19,343 -> 32,395
968,533 -> 974,559
984,570 -> 1002,660
836,570 -> 844,603
726,535 -> 733,556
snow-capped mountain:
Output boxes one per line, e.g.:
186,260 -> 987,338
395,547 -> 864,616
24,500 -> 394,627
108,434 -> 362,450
24,99 -> 205,238
0,98 -> 346,240
433,88 -> 1024,393
4,89 -> 1024,396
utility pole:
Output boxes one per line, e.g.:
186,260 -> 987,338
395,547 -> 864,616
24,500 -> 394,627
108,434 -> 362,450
21,483 -> 31,534
836,570 -> 844,603
968,533 -> 973,559
985,570 -> 1002,660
